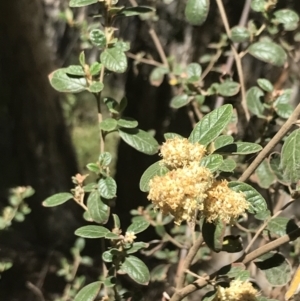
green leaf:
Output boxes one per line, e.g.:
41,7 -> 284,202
64,65 -> 85,76
127,217 -> 150,234
257,78 -> 273,92
90,29 -> 106,48
117,117 -> 138,128
100,48 -> 127,73
118,96 -> 128,113
217,81 -> 240,97
228,182 -> 268,216
119,128 -> 159,155
42,192 -> 73,207
119,6 -> 155,17
49,69 -> 87,93
219,264 -> 250,282
90,62 -> 102,76
185,0 -> 210,26
150,264 -> 170,282
98,177 -> 117,199
103,97 -> 119,114
266,217 -> 298,237
170,94 -> 190,109
99,118 -> 118,131
79,51 -> 85,66
74,281 -> 101,301
202,219 -> 226,252
99,152 -> 112,166
120,256 -> 150,285
89,82 -> 104,93
105,232 -> 120,239
199,154 -> 223,172
251,0 -> 266,12
214,135 -> 234,150
87,190 -> 110,224
246,87 -> 265,117
70,0 -> 98,7
164,133 -> 184,140
255,159 -> 276,189
115,41 -> 130,52
254,253 -> 291,286
219,158 -> 236,172
189,104 -> 233,145
230,26 -> 250,43
113,214 -> 121,229
274,89 -> 293,119
248,41 -> 287,67
149,67 -> 168,87
281,129 -> 300,183
269,152 -> 289,184
139,161 -> 169,192
102,249 -> 120,263
75,226 -> 110,238
233,142 -> 262,154
274,9 -> 299,31
86,163 -> 100,173
187,63 -> 202,81
127,242 -> 149,254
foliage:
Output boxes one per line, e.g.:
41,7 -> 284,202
41,0 -> 300,300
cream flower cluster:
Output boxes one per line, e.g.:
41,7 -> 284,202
148,137 -> 249,225
215,280 -> 258,301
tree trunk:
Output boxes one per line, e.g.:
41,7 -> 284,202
0,1 -> 79,300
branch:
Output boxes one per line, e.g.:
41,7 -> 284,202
170,226 -> 300,301
215,0 -> 250,121
239,102 -> 300,182
175,234 -> 203,289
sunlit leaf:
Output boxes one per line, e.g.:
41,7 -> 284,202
189,104 -> 233,145
43,193 -> 73,207
185,0 -> 210,26
281,129 -> 300,183
119,128 -> 159,155
248,41 -> 287,67
120,256 -> 150,285
74,281 -> 102,301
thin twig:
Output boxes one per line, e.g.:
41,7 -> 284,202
215,0 -> 250,121
26,282 -> 46,301
199,49 -> 222,82
239,102 -> 300,182
175,233 -> 203,289
126,52 -> 165,67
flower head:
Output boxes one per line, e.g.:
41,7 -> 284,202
148,162 -> 213,225
160,137 -> 206,168
215,280 -> 258,301
203,180 -> 249,224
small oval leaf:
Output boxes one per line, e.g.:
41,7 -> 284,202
120,255 -> 150,285
248,41 -> 287,67
228,181 -> 268,216
75,225 -> 110,238
43,192 -> 73,207
185,0 -> 210,26
74,281 -> 102,301
119,128 -> 159,155
189,104 -> 233,145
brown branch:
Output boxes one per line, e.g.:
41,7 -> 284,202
239,102 -> 300,182
215,0 -> 250,121
170,226 -> 300,301
126,52 -> 164,67
175,233 -> 203,289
